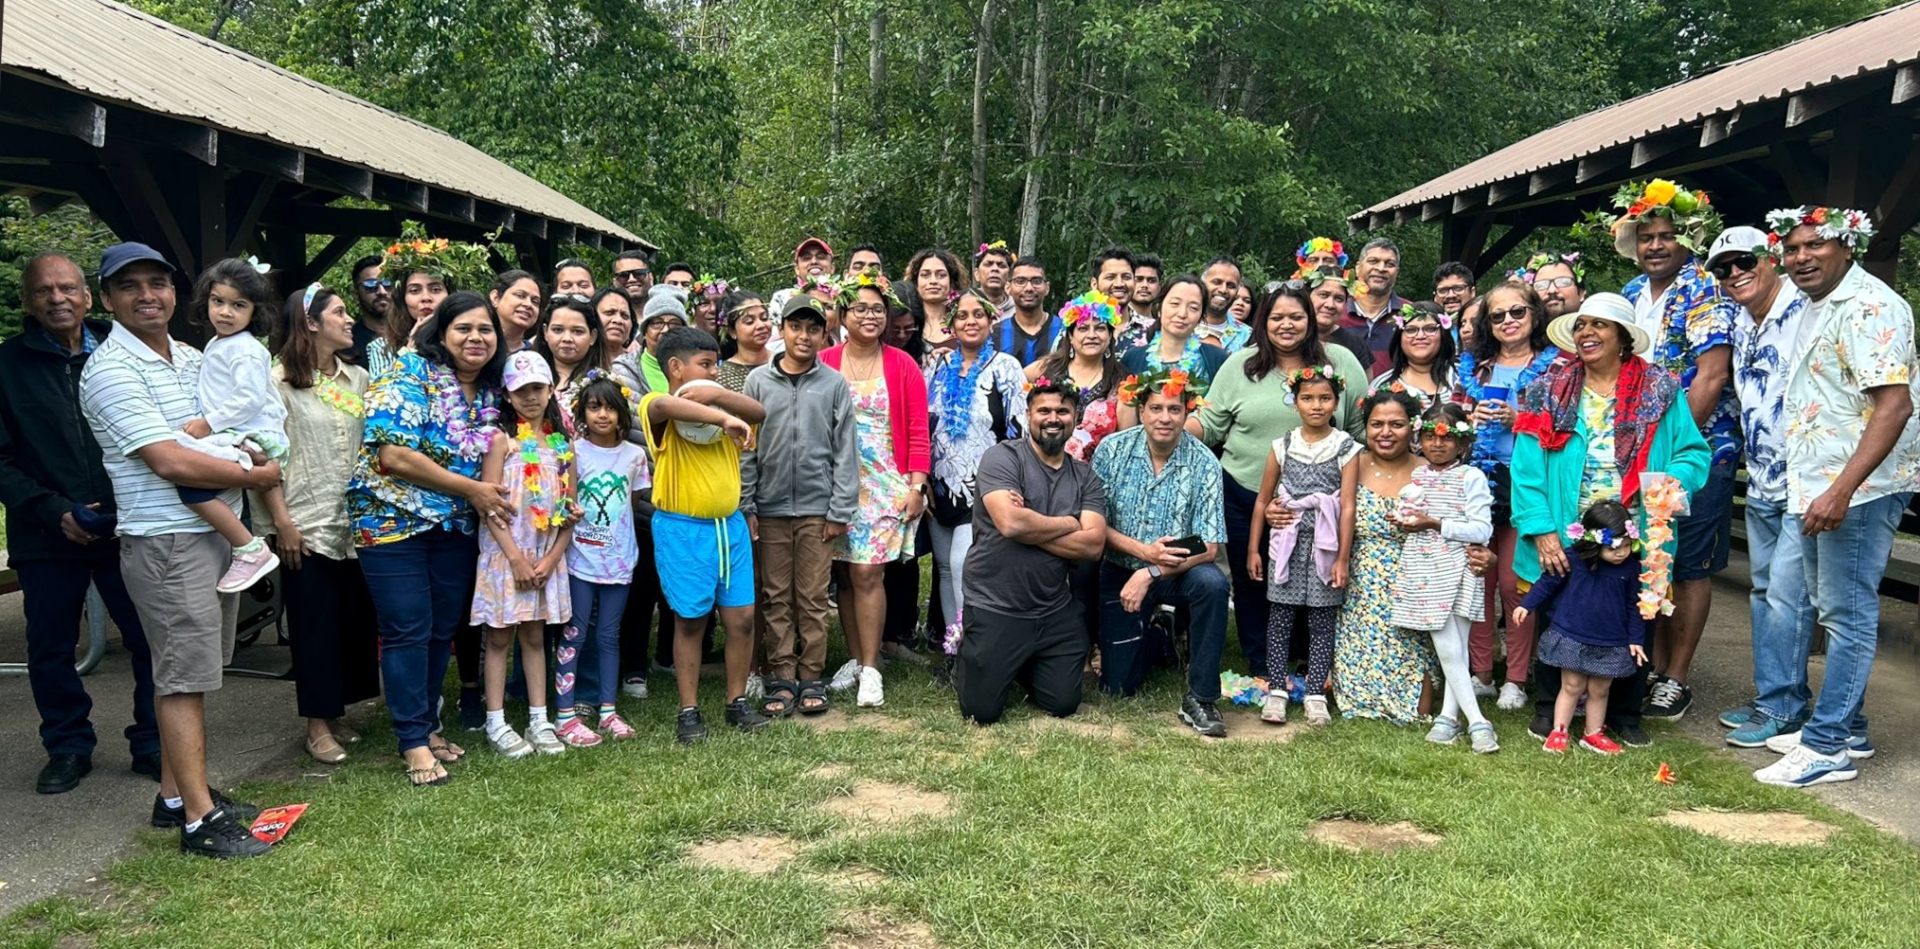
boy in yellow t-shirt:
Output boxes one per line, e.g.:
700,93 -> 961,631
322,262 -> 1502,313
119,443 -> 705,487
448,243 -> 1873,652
640,326 -> 769,744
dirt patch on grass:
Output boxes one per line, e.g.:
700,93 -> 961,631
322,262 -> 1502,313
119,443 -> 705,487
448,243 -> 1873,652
819,781 -> 954,828
685,835 -> 802,875
1027,715 -> 1131,741
796,709 -> 918,734
1655,810 -> 1838,846
829,909 -> 941,949
1307,818 -> 1442,853
817,866 -> 888,891
1188,712 -> 1303,743
810,763 -> 854,781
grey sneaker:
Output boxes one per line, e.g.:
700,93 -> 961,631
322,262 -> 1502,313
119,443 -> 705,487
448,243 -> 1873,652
1469,721 -> 1501,754
1426,715 -> 1461,745
487,725 -> 533,759
526,722 -> 566,755
1180,693 -> 1227,738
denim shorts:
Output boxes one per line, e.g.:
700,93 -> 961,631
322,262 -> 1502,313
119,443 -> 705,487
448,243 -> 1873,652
1673,458 -> 1735,582
652,509 -> 754,618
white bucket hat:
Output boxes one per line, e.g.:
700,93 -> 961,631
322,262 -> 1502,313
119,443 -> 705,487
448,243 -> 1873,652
1546,291 -> 1651,356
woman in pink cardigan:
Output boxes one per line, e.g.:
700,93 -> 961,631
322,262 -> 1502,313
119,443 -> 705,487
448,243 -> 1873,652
820,273 -> 931,708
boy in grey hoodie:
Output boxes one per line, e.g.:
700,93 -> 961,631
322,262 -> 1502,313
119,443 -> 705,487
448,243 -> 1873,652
741,296 -> 859,715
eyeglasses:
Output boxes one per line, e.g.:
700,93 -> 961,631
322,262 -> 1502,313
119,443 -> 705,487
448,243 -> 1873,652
1708,254 -> 1761,280
1402,324 -> 1442,337
611,269 -> 650,284
1531,276 -> 1577,291
549,293 -> 590,306
1009,276 -> 1047,287
1434,284 -> 1471,297
358,278 -> 392,291
1491,305 -> 1532,325
846,304 -> 888,317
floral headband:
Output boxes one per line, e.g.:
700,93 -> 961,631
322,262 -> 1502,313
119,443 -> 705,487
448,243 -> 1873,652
572,367 -> 637,410
380,219 -> 495,291
301,282 -> 323,314
1116,366 -> 1207,410
835,270 -> 903,310
975,239 -> 1016,263
1566,520 -> 1640,550
1059,292 -> 1122,331
1508,251 -> 1585,287
1393,303 -> 1451,331
795,274 -> 838,295
1764,207 -> 1875,252
1295,237 -> 1348,269
1290,264 -> 1360,293
690,274 -> 732,300
1578,179 -> 1721,257
1284,364 -> 1343,394
1417,417 -> 1474,438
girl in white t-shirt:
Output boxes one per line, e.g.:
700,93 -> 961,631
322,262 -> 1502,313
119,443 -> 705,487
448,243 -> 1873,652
179,258 -> 290,594
556,375 -> 651,743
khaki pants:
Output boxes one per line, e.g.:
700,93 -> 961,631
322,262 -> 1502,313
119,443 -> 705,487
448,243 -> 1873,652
757,516 -> 834,681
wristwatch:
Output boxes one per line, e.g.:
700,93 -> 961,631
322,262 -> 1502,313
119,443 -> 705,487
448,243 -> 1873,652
1147,565 -> 1163,580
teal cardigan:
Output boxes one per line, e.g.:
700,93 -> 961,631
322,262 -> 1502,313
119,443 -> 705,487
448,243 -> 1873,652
1508,395 -> 1710,584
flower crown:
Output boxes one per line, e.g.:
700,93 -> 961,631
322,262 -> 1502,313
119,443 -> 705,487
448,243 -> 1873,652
690,274 -> 732,300
1393,303 -> 1451,331
1295,237 -> 1348,269
1059,292 -> 1123,331
795,274 -> 838,296
1417,417 -> 1474,438
1116,366 -> 1207,410
975,239 -> 1015,263
1291,264 -> 1360,293
1509,251 -> 1585,287
1578,179 -> 1721,256
380,219 -> 497,291
1284,364 -> 1343,393
572,368 -> 637,409
834,270 -> 903,310
1566,520 -> 1640,549
1764,207 -> 1875,252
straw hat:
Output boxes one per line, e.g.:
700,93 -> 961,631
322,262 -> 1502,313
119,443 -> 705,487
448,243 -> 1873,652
1545,291 -> 1651,356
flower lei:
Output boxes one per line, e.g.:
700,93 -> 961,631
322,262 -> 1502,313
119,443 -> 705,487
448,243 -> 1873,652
1577,179 -> 1721,256
1566,520 -> 1641,550
1059,292 -> 1123,331
1117,366 -> 1207,410
312,371 -> 365,419
833,270 -> 904,310
430,363 -> 501,462
691,274 -> 732,300
1764,207 -> 1874,252
1509,251 -> 1585,287
1284,364 -> 1343,395
1393,303 -> 1451,330
1636,476 -> 1688,619
974,239 -> 1015,263
931,339 -> 997,440
517,421 -> 576,531
381,219 -> 496,291
1146,329 -> 1206,376
1295,236 -> 1348,269
943,609 -> 965,656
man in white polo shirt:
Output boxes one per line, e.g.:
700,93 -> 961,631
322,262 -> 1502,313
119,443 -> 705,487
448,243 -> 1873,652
79,243 -> 281,858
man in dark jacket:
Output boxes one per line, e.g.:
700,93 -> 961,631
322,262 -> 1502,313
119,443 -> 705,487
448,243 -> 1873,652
0,253 -> 160,793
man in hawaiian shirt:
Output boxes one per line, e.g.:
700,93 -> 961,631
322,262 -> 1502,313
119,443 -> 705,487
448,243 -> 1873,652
1754,208 -> 1917,788
1612,181 -> 1738,727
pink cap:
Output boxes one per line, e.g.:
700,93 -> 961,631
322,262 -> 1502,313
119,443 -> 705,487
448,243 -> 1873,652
793,236 -> 833,259
503,350 -> 553,391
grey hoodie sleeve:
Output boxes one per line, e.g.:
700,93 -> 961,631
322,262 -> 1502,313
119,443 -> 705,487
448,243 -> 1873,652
739,371 -> 762,515
827,377 -> 861,525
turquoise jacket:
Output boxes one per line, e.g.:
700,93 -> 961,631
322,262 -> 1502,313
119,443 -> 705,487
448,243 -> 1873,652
1509,395 -> 1709,584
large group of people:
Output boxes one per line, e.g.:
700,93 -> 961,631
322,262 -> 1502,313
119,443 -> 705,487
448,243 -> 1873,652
1,179 -> 1913,860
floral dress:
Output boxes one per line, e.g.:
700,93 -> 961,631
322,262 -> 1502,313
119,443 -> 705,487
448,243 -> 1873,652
1334,483 -> 1438,723
836,375 -> 911,564
1064,385 -> 1118,464
1579,388 -> 1622,510
470,433 -> 572,627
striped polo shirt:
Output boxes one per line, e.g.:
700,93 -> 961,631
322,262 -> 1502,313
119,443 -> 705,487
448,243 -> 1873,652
79,323 -> 242,537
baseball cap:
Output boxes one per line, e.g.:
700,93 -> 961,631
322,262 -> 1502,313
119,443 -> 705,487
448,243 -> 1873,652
1706,226 -> 1770,266
503,350 -> 554,391
99,242 -> 175,281
793,237 -> 833,259
780,293 -> 827,326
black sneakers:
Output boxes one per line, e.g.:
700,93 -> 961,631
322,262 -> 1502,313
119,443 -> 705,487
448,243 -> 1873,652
152,788 -> 261,829
724,697 -> 773,732
1528,712 -> 1553,742
675,707 -> 708,745
179,808 -> 271,859
1180,693 -> 1227,738
130,752 -> 162,781
36,754 -> 92,795
1643,677 -> 1692,721
1614,723 -> 1652,747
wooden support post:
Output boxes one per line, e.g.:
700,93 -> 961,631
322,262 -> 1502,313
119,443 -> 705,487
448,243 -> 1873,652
101,143 -> 197,274
1457,214 -> 1496,271
1478,222 -> 1538,275
195,163 -> 227,277
1769,141 -> 1827,205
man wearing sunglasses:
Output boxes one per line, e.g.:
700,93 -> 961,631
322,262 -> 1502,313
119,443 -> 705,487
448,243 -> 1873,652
611,250 -> 654,305
346,254 -> 392,366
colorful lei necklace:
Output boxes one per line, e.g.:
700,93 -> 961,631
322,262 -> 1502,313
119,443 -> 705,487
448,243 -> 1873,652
312,368 -> 364,419
517,421 -> 576,531
431,363 -> 501,462
1148,330 -> 1205,376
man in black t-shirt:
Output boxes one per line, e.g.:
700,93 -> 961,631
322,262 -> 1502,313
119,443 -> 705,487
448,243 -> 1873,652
957,379 -> 1108,724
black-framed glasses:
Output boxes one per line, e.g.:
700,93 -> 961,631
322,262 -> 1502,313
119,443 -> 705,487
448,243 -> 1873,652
358,278 -> 392,291
611,268 -> 650,284
1009,276 -> 1047,287
1434,283 -> 1472,297
1708,254 -> 1761,280
1491,304 -> 1532,324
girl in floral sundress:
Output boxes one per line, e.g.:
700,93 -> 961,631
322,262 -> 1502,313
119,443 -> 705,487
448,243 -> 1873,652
473,350 -> 578,759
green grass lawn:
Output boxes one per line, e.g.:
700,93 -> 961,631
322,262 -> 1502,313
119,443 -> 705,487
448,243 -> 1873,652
5,664 -> 1919,949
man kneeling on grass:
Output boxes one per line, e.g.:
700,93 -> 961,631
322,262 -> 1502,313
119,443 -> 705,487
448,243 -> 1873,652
956,378 -> 1107,724
1091,368 -> 1230,736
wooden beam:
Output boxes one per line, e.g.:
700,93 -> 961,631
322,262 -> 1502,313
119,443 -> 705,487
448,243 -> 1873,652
1367,213 -> 1388,231
100,143 -> 196,273
1451,189 -> 1486,214
429,189 -> 476,223
1826,109 -> 1866,207
195,163 -> 227,276
1393,208 -> 1414,226
1896,65 -> 1920,105
1488,179 -> 1526,205
1871,138 -> 1920,241
305,234 -> 359,284
1457,213 -> 1496,270
1528,166 -> 1573,196
521,216 -> 548,239
1576,148 -> 1628,184
111,110 -> 217,164
1769,140 -> 1826,205
475,202 -> 516,231
1787,80 -> 1880,128
0,80 -> 107,147
371,175 -> 429,212
306,158 -> 373,199
224,136 -> 305,182
1420,200 -> 1444,222
551,222 -> 577,246
225,174 -> 278,259
1630,128 -> 1693,168
1480,223 -> 1539,273
28,191 -> 73,215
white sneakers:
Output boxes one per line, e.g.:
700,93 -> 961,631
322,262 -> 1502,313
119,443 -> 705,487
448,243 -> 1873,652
856,666 -> 885,708
830,659 -> 862,692
1496,682 -> 1528,711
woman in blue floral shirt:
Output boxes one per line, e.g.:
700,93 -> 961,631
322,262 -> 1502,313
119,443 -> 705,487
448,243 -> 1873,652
348,291 -> 513,786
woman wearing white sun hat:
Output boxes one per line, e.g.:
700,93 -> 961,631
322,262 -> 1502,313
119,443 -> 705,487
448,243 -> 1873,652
1507,291 -> 1709,747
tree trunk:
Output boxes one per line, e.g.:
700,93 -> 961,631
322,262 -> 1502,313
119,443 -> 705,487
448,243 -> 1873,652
831,19 -> 847,156
1017,0 -> 1048,259
969,0 -> 998,248
869,6 -> 888,138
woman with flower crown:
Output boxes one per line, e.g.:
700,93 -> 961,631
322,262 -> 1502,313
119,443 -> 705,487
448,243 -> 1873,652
1368,301 -> 1461,414
347,291 -> 516,787
1028,292 -> 1130,463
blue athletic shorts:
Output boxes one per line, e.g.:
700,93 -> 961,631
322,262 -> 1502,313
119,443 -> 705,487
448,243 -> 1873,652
1673,458 -> 1735,582
652,509 -> 755,618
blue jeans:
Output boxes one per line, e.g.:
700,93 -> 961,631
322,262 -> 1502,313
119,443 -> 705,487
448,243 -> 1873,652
1098,560 -> 1230,701
16,557 -> 158,758
360,528 -> 478,753
570,577 -> 629,708
1790,492 -> 1908,754
1742,495 -> 1815,724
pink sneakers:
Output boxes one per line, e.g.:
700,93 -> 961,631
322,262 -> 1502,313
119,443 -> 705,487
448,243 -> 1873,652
598,712 -> 638,740
216,544 -> 280,594
554,718 -> 603,748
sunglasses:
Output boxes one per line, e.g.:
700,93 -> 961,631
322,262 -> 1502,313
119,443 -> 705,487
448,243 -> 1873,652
358,278 -> 393,291
1491,304 -> 1532,325
1708,253 -> 1761,280
611,269 -> 650,284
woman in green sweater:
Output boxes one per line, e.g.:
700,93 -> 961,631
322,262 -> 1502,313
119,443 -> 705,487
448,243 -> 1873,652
1188,282 -> 1367,678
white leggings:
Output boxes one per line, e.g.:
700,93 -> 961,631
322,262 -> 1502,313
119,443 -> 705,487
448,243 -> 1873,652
1431,615 -> 1489,726
930,519 -> 973,630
